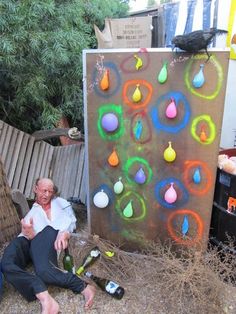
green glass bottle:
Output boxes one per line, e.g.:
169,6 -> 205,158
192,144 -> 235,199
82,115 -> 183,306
85,271 -> 125,300
63,248 -> 75,274
76,247 -> 101,275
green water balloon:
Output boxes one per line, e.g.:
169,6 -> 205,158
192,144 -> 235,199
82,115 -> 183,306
114,177 -> 124,194
158,62 -> 168,84
123,200 -> 133,218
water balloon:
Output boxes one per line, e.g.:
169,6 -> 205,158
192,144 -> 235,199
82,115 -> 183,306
114,177 -> 124,194
101,113 -> 119,132
164,182 -> 177,204
163,141 -> 176,162
93,190 -> 109,208
134,167 -> 146,184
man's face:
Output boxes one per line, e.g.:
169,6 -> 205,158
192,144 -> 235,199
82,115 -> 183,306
34,179 -> 54,206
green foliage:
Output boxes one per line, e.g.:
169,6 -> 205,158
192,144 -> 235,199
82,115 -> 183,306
0,0 -> 129,133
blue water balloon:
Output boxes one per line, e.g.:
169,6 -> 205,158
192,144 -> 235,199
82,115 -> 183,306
193,167 -> 201,184
182,215 -> 189,236
192,64 -> 205,88
134,120 -> 143,140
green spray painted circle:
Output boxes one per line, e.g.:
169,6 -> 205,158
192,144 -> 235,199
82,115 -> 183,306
97,104 -> 124,140
123,156 -> 153,184
184,54 -> 223,100
115,190 -> 147,221
191,114 -> 216,144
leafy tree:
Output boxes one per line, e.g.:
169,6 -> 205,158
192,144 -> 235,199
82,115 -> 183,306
0,0 -> 129,133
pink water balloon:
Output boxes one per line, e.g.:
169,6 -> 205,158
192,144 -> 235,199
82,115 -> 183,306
165,98 -> 177,119
164,182 -> 177,204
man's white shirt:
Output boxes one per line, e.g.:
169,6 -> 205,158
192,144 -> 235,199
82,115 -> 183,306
19,197 -> 77,237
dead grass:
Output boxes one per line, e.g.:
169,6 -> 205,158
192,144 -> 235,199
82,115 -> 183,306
1,229 -> 236,314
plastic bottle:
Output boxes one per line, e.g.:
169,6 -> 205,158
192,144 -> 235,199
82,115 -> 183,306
85,271 -> 125,300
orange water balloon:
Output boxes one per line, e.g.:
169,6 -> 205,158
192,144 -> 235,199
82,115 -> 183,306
199,126 -> 207,142
108,149 -> 119,167
100,69 -> 109,91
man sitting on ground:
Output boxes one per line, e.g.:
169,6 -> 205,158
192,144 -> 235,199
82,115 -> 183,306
1,178 -> 95,313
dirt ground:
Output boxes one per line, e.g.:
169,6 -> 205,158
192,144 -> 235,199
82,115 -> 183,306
1,279 -> 236,314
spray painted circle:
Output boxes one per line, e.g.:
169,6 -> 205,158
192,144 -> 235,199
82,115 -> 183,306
150,91 -> 191,133
115,190 -> 147,221
167,209 -> 203,246
190,114 -> 216,144
154,177 -> 189,209
184,54 -> 223,100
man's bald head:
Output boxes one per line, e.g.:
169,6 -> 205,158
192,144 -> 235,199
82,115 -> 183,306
34,178 -> 55,207
36,178 -> 54,188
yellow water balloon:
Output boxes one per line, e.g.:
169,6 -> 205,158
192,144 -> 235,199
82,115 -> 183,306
105,251 -> 115,257
132,84 -> 142,103
134,54 -> 143,70
164,141 -> 176,162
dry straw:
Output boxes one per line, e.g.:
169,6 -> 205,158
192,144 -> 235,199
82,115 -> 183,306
69,231 -> 236,314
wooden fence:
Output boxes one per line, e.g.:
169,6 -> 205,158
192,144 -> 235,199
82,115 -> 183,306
0,120 -> 86,203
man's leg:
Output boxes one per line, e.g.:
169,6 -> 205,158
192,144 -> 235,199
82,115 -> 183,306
30,226 -> 95,308
1,236 -> 47,301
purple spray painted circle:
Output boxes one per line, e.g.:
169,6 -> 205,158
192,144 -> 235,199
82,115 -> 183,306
101,113 -> 119,132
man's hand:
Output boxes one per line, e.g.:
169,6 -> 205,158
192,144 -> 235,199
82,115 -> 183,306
54,231 -> 70,251
21,217 -> 35,240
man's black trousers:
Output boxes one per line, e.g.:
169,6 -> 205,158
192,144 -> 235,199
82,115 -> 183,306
1,226 -> 86,301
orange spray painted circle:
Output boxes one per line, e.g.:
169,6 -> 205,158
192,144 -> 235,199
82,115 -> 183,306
167,209 -> 204,246
123,79 -> 153,110
183,160 -> 212,196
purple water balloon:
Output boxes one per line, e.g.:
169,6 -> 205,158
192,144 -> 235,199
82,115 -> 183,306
134,167 -> 146,184
101,113 -> 119,132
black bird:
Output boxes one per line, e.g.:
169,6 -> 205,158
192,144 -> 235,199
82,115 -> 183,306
171,28 -> 228,60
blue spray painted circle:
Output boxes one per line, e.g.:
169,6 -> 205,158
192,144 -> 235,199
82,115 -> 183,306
91,184 -> 114,207
154,177 -> 189,209
150,91 -> 191,133
93,61 -> 121,98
